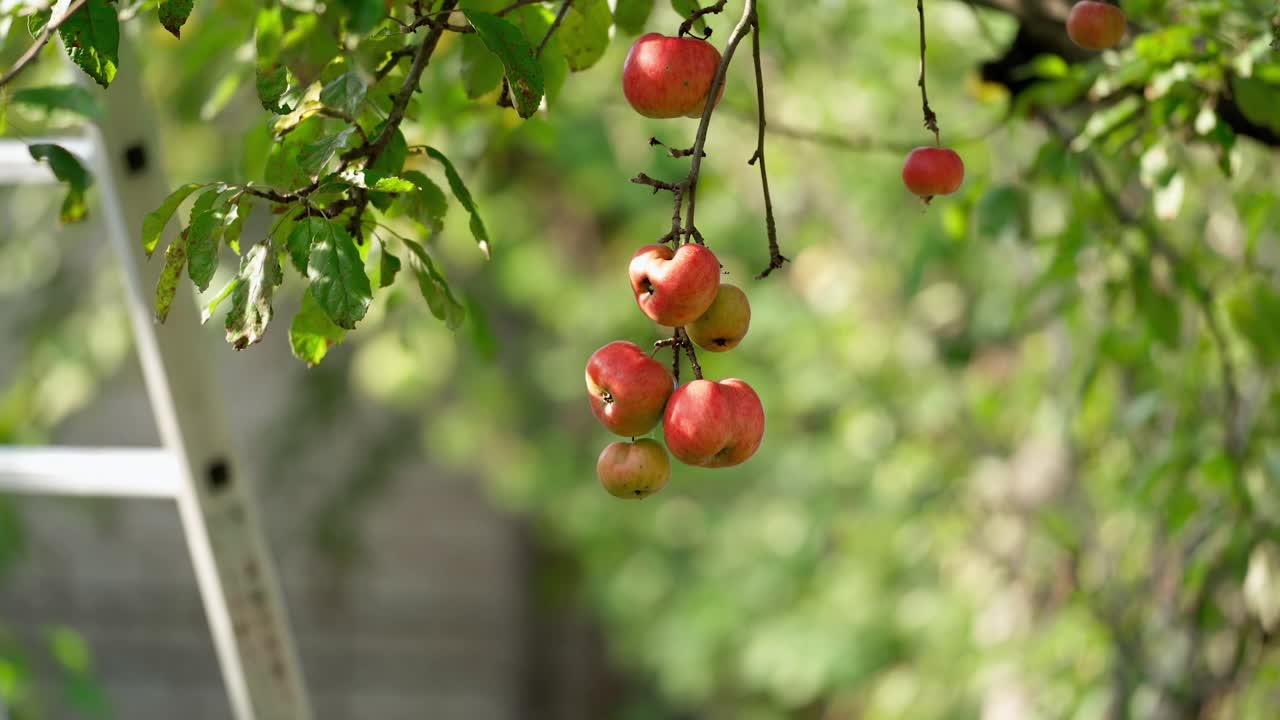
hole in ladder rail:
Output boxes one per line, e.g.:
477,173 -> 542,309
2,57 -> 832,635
124,144 -> 148,175
207,458 -> 231,493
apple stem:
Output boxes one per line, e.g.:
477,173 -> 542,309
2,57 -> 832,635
677,0 -> 728,38
674,328 -> 704,381
917,0 -> 942,146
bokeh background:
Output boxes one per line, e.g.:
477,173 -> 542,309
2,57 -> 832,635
2,0 -> 1280,718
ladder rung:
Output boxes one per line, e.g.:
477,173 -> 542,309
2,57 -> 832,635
0,447 -> 180,498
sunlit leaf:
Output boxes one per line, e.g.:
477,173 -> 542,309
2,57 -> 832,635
225,241 -> 284,349
290,286 -> 347,366
560,0 -> 612,71
307,220 -> 372,328
59,0 -> 119,88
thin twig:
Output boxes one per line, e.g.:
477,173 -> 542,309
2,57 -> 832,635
669,329 -> 681,384
678,0 -> 728,38
0,0 -> 91,90
347,0 -> 458,166
375,46 -> 416,81
537,0 -> 573,57
917,0 -> 941,145
650,137 -> 704,158
683,0 -> 758,237
748,19 -> 787,279
676,327 -> 703,380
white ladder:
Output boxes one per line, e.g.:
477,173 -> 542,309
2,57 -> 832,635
0,38 -> 312,720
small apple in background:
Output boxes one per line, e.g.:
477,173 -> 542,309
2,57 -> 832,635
586,341 -> 674,436
630,244 -> 721,327
1066,1 -> 1126,50
686,283 -> 750,352
597,438 -> 672,499
663,379 -> 765,468
902,147 -> 965,201
623,33 -> 722,119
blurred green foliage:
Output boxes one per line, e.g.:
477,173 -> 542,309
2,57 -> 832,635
3,0 -> 1280,718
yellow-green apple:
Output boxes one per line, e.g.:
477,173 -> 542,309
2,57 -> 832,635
686,283 -> 750,352
663,379 -> 764,468
597,438 -> 671,499
1066,1 -> 1126,50
629,244 -> 720,327
623,33 -> 722,119
902,147 -> 964,202
586,341 -> 674,436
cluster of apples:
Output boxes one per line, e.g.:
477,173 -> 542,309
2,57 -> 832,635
901,2 -> 1126,203
586,244 -> 764,499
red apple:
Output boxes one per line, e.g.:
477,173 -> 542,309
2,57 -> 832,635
902,147 -> 964,201
597,438 -> 671,499
686,283 -> 750,352
663,379 -> 765,468
623,33 -> 722,119
586,341 -> 674,437
629,243 -> 721,327
684,73 -> 725,118
1066,1 -> 1126,50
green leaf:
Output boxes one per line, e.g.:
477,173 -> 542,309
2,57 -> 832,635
290,286 -> 347,367
201,276 -> 240,324
299,127 -> 355,176
379,243 -> 402,288
509,6 -> 569,105
614,0 -> 654,34
460,34 -> 504,99
28,143 -> 91,224
367,174 -> 416,193
58,0 -> 119,88
368,123 -> 408,175
158,0 -> 194,38
1133,269 -> 1181,349
307,221 -> 373,329
48,627 -> 91,674
1230,76 -> 1280,136
973,185 -> 1026,240
1225,277 -> 1280,363
225,241 -> 284,349
387,170 -> 448,235
255,7 -> 291,114
426,147 -> 491,259
265,117 -> 323,187
463,10 -> 545,118
560,0 -> 612,72
155,230 -> 189,323
287,215 -> 330,274
367,124 -> 409,210
1074,96 -> 1142,150
223,194 -> 252,255
403,239 -> 466,330
186,192 -> 227,292
11,85 -> 101,120
319,70 -> 367,117
142,183 -> 203,257
339,0 -> 382,33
